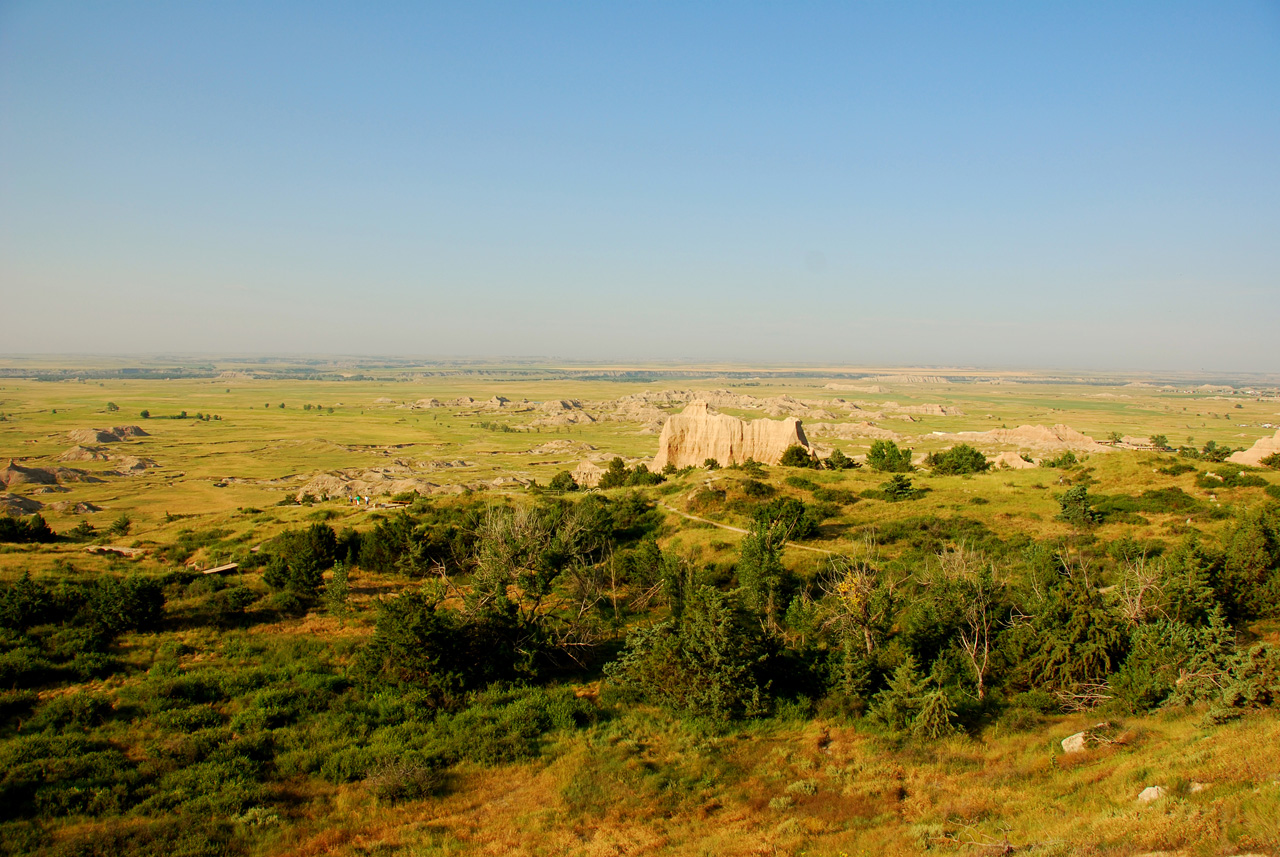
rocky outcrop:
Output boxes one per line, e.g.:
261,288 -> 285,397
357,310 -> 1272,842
1228,429 -> 1280,467
67,426 -> 149,444
572,459 -> 607,488
806,422 -> 903,441
947,424 -> 1108,453
0,493 -> 43,515
1,461 -> 60,487
59,446 -> 110,462
652,402 -> 809,470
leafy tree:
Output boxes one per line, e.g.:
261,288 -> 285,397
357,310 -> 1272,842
825,448 -> 858,470
109,514 -> 132,537
704,457 -> 721,470
866,440 -> 913,473
924,444 -> 990,475
752,496 -> 820,540
1217,509 -> 1280,619
737,517 -> 790,623
325,562 -> 351,615
868,656 -> 956,738
1200,440 -> 1235,462
355,589 -> 470,707
1008,573 -> 1127,693
263,523 -> 338,594
1150,434 -> 1169,450
0,514 -> 55,544
1261,452 -> 1280,470
1056,485 -> 1099,527
548,471 -> 578,492
105,402 -> 119,412
779,444 -> 817,468
606,585 -> 773,722
139,409 -> 150,419
86,574 -> 164,634
880,474 -> 921,501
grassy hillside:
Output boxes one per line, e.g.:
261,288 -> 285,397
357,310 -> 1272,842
1,360 -> 1278,856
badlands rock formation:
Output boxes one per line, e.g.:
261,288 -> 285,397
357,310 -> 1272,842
1228,429 -> 1280,466
948,424 -> 1108,454
67,426 -> 149,445
652,402 -> 809,470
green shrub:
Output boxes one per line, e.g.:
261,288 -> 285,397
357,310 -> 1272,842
780,445 -> 817,468
824,448 -> 859,470
866,440 -> 913,473
0,515 -> 55,544
606,586 -> 773,722
1042,451 -> 1078,469
813,487 -> 857,506
548,470 -> 578,492
924,444 -> 990,475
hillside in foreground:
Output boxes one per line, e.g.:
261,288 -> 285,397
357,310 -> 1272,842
0,361 -> 1278,856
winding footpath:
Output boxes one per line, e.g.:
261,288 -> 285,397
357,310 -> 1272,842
658,502 -> 837,556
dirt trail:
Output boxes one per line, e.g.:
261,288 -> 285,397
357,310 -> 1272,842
658,502 -> 836,555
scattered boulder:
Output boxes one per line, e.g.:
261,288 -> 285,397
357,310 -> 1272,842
1061,732 -> 1089,754
652,402 -> 810,470
1137,786 -> 1166,804
1228,428 -> 1280,466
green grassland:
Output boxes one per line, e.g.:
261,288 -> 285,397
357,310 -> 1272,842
1,359 -> 1279,856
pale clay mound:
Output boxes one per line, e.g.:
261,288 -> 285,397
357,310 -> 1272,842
1228,429 -> 1280,466
805,422 -> 904,442
990,451 -> 1038,469
949,424 -> 1109,453
652,401 -> 810,470
572,460 -> 607,488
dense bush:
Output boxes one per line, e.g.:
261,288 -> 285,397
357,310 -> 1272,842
924,444 -> 990,475
866,440 -> 913,473
606,585 -> 774,722
779,445 -> 818,468
0,515 -> 55,544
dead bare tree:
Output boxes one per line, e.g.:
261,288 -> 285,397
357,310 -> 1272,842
938,544 -> 1000,702
1116,553 -> 1164,625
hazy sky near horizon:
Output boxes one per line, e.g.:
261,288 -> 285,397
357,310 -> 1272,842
2,2 -> 1277,371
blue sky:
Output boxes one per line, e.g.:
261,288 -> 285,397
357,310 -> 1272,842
1,1 -> 1277,370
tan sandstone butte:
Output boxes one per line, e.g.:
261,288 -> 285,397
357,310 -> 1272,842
651,401 -> 810,470
1228,428 -> 1280,467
